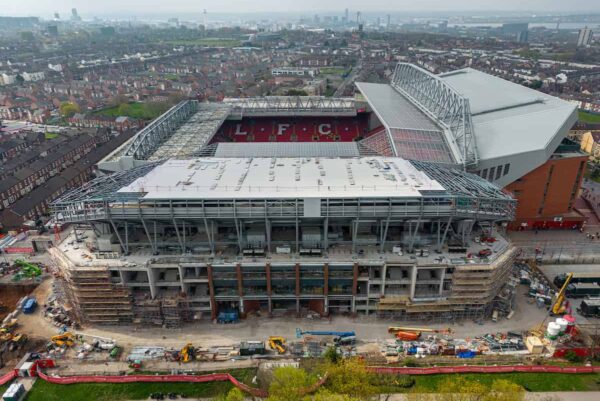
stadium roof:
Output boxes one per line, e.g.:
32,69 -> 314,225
118,157 -> 445,200
355,81 -> 459,165
355,82 -> 441,131
213,142 -> 360,158
438,68 -> 578,162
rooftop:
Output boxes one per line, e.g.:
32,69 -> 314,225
438,68 -> 578,161
119,157 -> 446,200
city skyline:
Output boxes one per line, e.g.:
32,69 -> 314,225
4,0 -> 600,18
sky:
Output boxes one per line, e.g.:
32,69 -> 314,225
4,0 -> 600,18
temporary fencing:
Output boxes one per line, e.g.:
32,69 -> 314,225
0,371 -> 17,386
36,370 -> 268,397
368,365 -> 600,375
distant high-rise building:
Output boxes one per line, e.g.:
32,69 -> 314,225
71,8 -> 81,21
387,14 -> 391,29
53,12 -> 60,20
356,11 -> 361,25
516,30 -> 529,43
47,25 -> 58,36
577,27 -> 593,47
344,8 -> 349,23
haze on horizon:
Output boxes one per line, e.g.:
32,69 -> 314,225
5,0 -> 600,18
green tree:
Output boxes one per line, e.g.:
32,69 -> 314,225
323,346 -> 341,365
324,358 -> 376,400
218,387 -> 245,401
313,389 -> 364,401
267,366 -> 318,401
60,102 -> 80,118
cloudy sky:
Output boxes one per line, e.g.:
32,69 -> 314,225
4,0 -> 600,17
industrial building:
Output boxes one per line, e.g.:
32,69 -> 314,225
49,62 -> 582,326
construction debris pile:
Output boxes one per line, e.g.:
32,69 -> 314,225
517,262 -> 556,309
42,281 -> 76,330
382,328 -> 527,360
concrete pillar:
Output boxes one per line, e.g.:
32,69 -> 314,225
266,263 -> 272,296
207,264 -> 217,320
439,268 -> 446,296
381,264 -> 387,296
295,263 -> 300,296
147,268 -> 157,299
410,265 -> 418,299
352,263 -> 358,296
118,270 -> 127,286
236,264 -> 243,297
323,264 -> 329,296
178,265 -> 185,293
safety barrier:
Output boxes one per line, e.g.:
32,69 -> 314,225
368,365 -> 600,375
0,371 -> 17,386
36,370 -> 268,398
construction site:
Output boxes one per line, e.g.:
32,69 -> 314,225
47,154 -> 518,327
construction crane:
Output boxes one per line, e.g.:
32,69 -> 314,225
552,272 -> 574,315
180,343 -> 195,363
51,332 -> 75,347
296,328 -> 355,338
268,336 -> 286,354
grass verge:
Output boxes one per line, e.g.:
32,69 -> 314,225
376,373 -> 600,393
580,110 -> 600,124
24,368 -> 256,401
93,102 -> 169,120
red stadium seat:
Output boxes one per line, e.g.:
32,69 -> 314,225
216,114 -> 371,144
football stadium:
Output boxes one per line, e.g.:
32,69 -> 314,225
48,63 -> 583,326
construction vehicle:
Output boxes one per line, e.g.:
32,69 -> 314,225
109,346 -> 123,359
180,343 -> 195,363
296,329 -> 355,338
268,336 -> 286,354
552,272 -> 574,315
51,332 -> 75,347
388,326 -> 453,335
395,331 -> 421,341
14,259 -> 42,278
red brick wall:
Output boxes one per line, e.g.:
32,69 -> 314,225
505,155 -> 587,229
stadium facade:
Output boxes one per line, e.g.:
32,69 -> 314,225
49,63 -> 582,325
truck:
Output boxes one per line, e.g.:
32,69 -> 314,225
577,298 -> 600,318
565,283 -> 600,298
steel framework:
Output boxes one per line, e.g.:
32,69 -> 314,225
224,96 -> 357,117
391,63 -> 478,169
122,100 -> 199,160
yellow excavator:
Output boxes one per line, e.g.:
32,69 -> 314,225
552,272 -> 574,315
268,336 -> 286,354
51,332 -> 75,347
180,343 -> 195,363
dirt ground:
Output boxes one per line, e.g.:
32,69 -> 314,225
16,277 -> 549,351
0,283 -> 38,321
